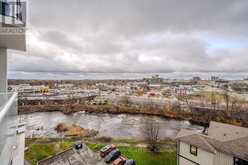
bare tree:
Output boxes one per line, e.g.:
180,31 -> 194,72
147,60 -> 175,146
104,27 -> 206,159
119,96 -> 130,106
223,85 -> 230,111
231,97 -> 237,111
230,96 -> 244,111
142,118 -> 160,153
210,91 -> 217,110
177,93 -> 190,106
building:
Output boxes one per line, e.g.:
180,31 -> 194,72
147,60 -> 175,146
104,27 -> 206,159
192,77 -> 201,81
58,83 -> 75,89
211,76 -> 221,81
144,75 -> 163,84
176,121 -> 248,165
0,0 -> 26,164
10,84 -> 49,93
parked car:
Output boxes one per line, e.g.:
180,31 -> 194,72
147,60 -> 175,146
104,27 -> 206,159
124,160 -> 136,165
100,144 -> 117,158
112,156 -> 126,165
74,142 -> 83,150
105,149 -> 121,163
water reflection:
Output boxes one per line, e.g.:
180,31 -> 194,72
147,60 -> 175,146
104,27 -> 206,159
20,112 -> 203,139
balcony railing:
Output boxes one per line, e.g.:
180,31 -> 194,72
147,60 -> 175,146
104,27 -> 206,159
0,92 -> 18,165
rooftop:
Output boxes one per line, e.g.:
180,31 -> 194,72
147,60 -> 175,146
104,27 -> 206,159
208,121 -> 248,142
176,121 -> 248,161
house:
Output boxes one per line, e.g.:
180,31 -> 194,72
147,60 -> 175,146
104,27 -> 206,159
176,121 -> 248,165
0,0 -> 26,164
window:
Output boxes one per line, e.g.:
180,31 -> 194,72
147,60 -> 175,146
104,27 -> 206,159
190,145 -> 197,156
234,158 -> 248,165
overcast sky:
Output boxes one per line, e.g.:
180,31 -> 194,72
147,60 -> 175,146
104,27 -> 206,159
8,0 -> 248,73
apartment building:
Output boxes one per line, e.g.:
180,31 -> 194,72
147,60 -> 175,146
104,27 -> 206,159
176,121 -> 248,165
0,0 -> 26,164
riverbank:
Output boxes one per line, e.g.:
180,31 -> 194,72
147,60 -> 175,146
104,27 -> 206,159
25,138 -> 176,165
19,102 -> 248,127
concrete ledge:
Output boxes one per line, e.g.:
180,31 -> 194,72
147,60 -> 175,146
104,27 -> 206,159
12,131 -> 25,165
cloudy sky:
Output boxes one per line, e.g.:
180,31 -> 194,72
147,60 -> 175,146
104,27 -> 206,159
8,0 -> 248,75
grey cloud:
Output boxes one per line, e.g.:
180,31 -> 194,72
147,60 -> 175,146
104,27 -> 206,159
8,0 -> 248,74
40,30 -> 84,52
8,53 -> 82,73
30,0 -> 248,37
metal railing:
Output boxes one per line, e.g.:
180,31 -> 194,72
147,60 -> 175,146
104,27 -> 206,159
0,92 -> 18,165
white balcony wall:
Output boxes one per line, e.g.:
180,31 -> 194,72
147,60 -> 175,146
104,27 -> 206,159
0,48 -> 7,92
0,92 -> 18,165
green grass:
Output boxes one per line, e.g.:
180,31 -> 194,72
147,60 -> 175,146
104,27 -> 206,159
112,138 -> 143,145
25,139 -> 74,165
86,142 -> 105,151
87,143 -> 176,165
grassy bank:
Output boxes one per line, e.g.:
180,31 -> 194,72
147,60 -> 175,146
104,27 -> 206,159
25,138 -> 75,165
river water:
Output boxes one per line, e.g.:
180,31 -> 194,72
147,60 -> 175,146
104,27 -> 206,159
20,112 -> 203,139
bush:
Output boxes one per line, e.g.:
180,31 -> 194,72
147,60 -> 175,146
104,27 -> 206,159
96,136 -> 112,143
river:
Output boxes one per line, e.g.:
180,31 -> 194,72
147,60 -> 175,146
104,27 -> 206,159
20,112 -> 203,139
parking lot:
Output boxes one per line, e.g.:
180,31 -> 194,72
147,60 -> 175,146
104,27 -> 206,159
38,144 -> 106,165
